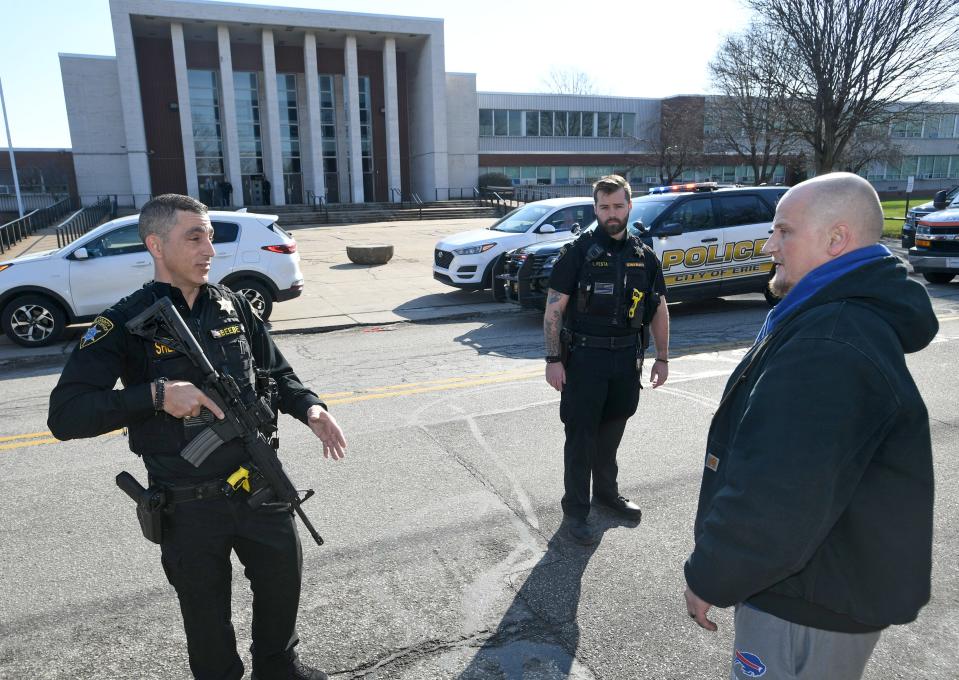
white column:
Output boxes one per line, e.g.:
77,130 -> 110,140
217,25 -> 242,207
261,28 -> 285,206
303,33 -> 326,203
110,6 -> 152,206
344,35 -> 364,203
170,23 -> 199,199
383,37 -> 401,202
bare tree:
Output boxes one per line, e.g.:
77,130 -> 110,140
748,0 -> 959,173
835,120 -> 904,174
540,67 -> 600,95
707,22 -> 802,184
647,97 -> 708,185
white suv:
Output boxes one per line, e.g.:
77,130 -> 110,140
433,197 -> 595,289
0,210 -> 304,347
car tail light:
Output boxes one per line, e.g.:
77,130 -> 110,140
262,243 -> 297,254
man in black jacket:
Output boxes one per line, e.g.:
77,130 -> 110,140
48,194 -> 346,680
683,173 -> 937,679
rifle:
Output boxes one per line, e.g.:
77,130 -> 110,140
125,296 -> 324,546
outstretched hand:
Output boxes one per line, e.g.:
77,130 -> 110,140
306,405 -> 347,460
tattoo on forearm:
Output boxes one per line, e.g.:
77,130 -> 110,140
544,307 -> 562,355
547,291 -> 562,305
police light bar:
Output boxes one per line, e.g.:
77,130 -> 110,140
647,182 -> 719,195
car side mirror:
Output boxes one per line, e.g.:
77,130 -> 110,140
658,223 -> 683,237
632,220 -> 649,233
72,247 -> 90,260
539,224 -> 556,234
933,190 -> 948,211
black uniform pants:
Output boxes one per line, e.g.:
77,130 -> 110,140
559,345 -> 641,519
160,493 -> 303,680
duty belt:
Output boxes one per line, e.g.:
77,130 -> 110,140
570,332 -> 640,349
160,478 -> 229,504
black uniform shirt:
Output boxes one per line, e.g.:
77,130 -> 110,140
549,227 -> 667,337
48,281 -> 324,483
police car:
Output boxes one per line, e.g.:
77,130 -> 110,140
493,183 -> 788,308
432,197 -> 595,289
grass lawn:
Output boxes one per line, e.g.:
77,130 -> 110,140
880,196 -> 934,238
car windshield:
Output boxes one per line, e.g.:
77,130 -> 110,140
627,198 -> 674,229
489,204 -> 553,233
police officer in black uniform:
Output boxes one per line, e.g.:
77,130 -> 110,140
48,194 -> 346,680
544,175 -> 670,545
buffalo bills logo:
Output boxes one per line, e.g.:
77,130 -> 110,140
733,650 -> 766,677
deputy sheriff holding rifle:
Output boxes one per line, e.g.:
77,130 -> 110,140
544,174 -> 670,546
47,194 -> 346,680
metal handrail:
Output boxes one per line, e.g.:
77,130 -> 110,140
411,192 -> 424,219
55,196 -> 115,249
0,196 -> 73,255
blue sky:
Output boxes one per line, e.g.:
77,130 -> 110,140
1,0 -> 759,148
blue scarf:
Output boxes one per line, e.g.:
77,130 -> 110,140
755,244 -> 891,344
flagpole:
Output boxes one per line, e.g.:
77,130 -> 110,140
0,77 -> 25,218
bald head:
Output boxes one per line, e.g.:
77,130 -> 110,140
782,172 -> 884,247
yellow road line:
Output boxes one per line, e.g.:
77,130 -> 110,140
325,369 -> 542,405
0,431 -> 53,443
0,437 -> 60,451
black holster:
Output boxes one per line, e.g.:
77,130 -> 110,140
560,327 -> 572,367
116,471 -> 168,544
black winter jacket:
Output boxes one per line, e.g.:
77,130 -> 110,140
684,256 -> 938,632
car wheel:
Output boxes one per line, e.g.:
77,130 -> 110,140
1,294 -> 67,348
232,279 -> 274,320
763,266 -> 781,307
923,272 -> 955,285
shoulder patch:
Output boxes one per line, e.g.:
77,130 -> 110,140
80,316 -> 115,349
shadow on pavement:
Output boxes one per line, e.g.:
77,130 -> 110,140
458,512 -> 640,679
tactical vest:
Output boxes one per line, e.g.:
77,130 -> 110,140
126,284 -> 258,457
570,233 -> 657,332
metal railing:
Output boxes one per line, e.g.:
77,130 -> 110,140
55,196 -> 117,249
411,192 -> 424,219
305,190 -> 329,223
0,197 -> 73,255
433,187 -> 480,201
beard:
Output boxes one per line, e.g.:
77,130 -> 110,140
601,217 -> 627,236
769,268 -> 792,297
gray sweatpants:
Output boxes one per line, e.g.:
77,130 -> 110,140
730,605 -> 881,680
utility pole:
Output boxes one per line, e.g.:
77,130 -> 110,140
0,77 -> 25,218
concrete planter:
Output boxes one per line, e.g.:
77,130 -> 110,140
346,244 -> 394,265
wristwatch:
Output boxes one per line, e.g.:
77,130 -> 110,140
153,377 -> 167,412
545,355 -> 563,364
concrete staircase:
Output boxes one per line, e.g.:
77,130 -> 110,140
261,200 -> 500,226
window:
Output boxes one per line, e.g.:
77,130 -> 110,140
509,110 -> 522,136
582,112 -> 595,137
212,221 -> 240,244
189,69 -> 224,206
664,198 -> 715,231
539,111 -> 553,136
84,223 -> 146,258
494,109 -> 508,136
554,166 -> 570,185
319,75 -> 338,203
891,117 -> 922,138
525,110 -> 539,136
277,73 -> 302,204
598,112 -> 610,137
234,71 -> 264,205
554,111 -> 567,136
479,109 -> 493,136
568,112 -> 581,137
545,205 -> 592,232
622,113 -> 635,137
717,195 -> 773,227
